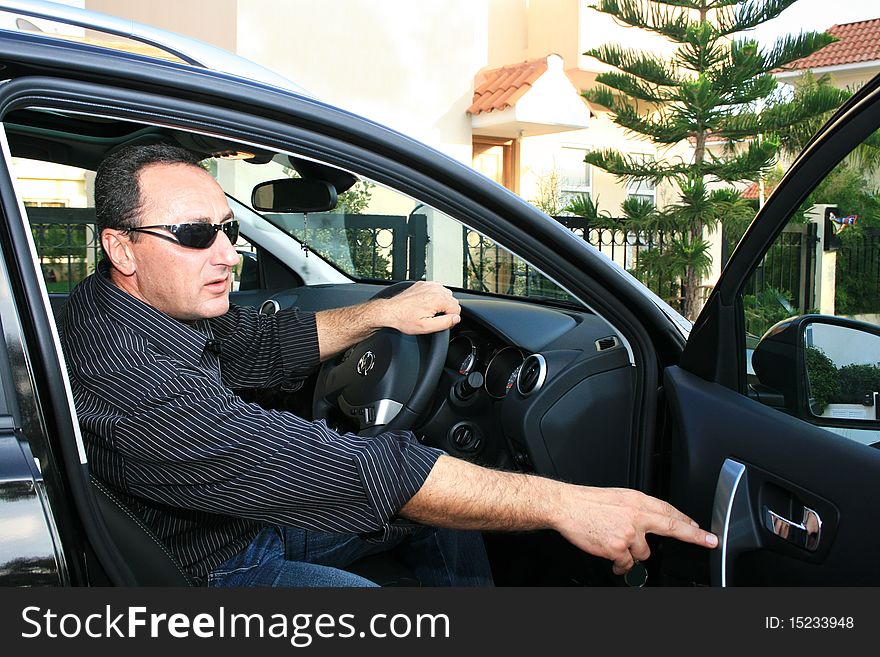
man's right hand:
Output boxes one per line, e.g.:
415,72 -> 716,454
552,485 -> 718,575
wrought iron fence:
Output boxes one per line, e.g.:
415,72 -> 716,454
28,207 -> 101,294
27,206 -> 678,306
25,205 -> 831,326
461,228 -> 570,300
722,222 -> 819,336
462,217 -> 679,304
25,207 -> 428,294
274,212 -> 428,281
554,216 -> 680,306
554,216 -> 662,270
747,224 -> 817,310
835,227 -> 880,316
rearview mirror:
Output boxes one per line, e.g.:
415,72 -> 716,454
251,178 -> 337,213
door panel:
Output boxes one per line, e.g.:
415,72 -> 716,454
664,365 -> 880,585
669,66 -> 880,587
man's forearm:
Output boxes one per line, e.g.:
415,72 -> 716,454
400,454 -> 718,574
399,454 -> 562,531
315,301 -> 385,360
314,281 -> 462,360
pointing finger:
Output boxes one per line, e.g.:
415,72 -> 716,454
645,514 -> 718,549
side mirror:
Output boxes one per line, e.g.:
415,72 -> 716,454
251,179 -> 337,213
752,315 -> 880,428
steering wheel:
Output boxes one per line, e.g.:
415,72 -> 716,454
312,281 -> 450,437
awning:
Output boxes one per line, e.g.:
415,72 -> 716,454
468,54 -> 592,138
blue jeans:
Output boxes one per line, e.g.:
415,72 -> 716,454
207,525 -> 494,588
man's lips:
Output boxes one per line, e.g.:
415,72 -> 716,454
204,276 -> 230,290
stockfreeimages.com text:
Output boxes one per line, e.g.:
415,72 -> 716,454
21,605 -> 451,646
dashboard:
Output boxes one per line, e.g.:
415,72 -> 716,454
234,283 -> 638,488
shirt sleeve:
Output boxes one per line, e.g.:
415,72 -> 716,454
208,304 -> 321,389
78,353 -> 443,538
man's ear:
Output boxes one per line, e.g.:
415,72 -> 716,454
101,229 -> 136,276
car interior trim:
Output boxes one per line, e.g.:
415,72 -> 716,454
711,457 -> 747,588
0,125 -> 86,464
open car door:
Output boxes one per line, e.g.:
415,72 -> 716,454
660,74 -> 880,586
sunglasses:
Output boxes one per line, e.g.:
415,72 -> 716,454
125,220 -> 240,249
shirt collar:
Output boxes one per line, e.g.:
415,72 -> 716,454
92,260 -> 214,367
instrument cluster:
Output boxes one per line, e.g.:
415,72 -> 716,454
446,332 -> 526,400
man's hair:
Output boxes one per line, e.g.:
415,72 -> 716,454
94,143 -> 201,237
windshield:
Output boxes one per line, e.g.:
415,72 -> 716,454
208,154 -> 585,307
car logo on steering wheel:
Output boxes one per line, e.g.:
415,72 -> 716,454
357,351 -> 376,376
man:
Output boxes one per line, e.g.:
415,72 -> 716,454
59,144 -> 717,587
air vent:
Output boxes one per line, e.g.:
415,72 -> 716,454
259,299 -> 280,315
449,423 -> 480,451
516,354 -> 547,396
595,336 -> 619,352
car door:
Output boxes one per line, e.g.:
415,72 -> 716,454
661,73 -> 880,585
0,25 -> 681,584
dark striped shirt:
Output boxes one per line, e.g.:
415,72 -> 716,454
57,262 -> 443,583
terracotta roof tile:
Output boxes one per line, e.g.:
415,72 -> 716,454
782,18 -> 880,71
741,180 -> 777,200
468,57 -> 549,115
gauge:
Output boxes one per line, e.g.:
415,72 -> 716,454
484,346 -> 524,399
506,363 -> 523,396
447,335 -> 477,374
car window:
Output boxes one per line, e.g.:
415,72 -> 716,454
7,112 -> 584,311
742,125 -> 880,447
207,155 -> 583,306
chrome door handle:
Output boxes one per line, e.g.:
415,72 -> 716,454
764,505 -> 822,551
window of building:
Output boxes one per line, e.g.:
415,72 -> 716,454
558,146 -> 591,205
627,153 -> 656,204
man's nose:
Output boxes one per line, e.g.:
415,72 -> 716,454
213,228 -> 241,267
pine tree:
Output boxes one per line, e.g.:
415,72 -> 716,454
582,0 -> 846,319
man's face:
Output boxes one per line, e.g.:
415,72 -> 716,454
111,162 -> 241,321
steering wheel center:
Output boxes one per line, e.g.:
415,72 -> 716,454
312,282 -> 450,436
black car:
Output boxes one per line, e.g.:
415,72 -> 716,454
0,0 -> 879,588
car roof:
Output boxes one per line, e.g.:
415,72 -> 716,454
0,0 -> 312,97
